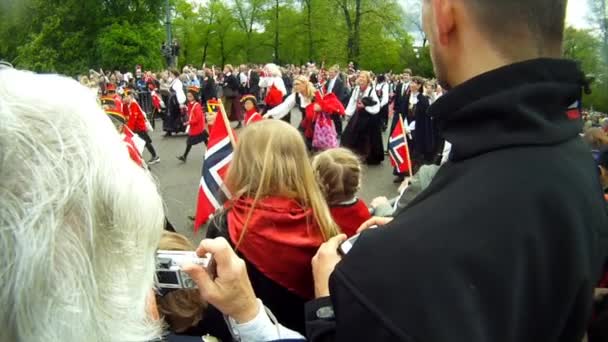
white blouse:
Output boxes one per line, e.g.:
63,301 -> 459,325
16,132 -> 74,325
266,93 -> 312,120
345,85 -> 381,117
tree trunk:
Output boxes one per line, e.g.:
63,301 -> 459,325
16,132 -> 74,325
274,0 -> 280,64
202,40 -> 209,65
307,0 -> 313,61
352,0 -> 362,68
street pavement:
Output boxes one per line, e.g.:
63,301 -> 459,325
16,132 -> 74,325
147,109 -> 399,243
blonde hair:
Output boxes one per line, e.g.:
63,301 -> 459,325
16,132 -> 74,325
358,71 -> 372,86
224,64 -> 234,73
293,75 -> 316,100
312,148 -> 362,206
329,65 -> 340,73
156,232 -> 207,333
0,69 -> 164,342
225,120 -> 340,241
264,63 -> 282,77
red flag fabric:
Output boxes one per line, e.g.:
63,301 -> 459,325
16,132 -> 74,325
194,104 -> 235,231
388,117 -> 411,173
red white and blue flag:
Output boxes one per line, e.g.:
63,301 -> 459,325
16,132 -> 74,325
388,117 -> 411,174
194,100 -> 235,231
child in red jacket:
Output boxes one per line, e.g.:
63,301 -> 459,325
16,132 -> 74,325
312,148 -> 371,237
123,89 -> 160,164
178,86 -> 208,162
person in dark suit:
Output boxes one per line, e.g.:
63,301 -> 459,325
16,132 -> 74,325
199,68 -> 217,107
388,70 -> 412,156
324,65 -> 348,136
247,65 -> 261,101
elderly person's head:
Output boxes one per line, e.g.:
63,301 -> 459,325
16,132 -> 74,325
264,63 -> 282,78
0,68 -> 165,342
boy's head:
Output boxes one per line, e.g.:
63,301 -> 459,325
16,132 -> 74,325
312,148 -> 362,206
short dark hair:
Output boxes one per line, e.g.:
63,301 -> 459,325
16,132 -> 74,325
468,0 -> 567,58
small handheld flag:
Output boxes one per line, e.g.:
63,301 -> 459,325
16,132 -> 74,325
388,116 -> 412,176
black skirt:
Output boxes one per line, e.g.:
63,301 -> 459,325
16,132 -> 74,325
187,131 -> 208,146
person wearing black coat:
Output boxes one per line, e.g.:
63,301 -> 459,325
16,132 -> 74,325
221,64 -> 242,127
248,67 -> 261,101
199,68 -> 217,107
408,77 -> 437,165
182,2 -> 608,341
324,65 -> 349,136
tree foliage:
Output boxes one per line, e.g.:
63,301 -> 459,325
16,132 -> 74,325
563,26 -> 608,112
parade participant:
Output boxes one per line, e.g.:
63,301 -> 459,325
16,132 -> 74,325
259,63 -> 287,118
221,64 -> 242,128
312,148 -> 371,237
105,107 -> 145,168
199,68 -> 217,107
123,89 -> 160,165
163,69 -> 187,137
241,95 -> 262,126
342,71 -> 384,165
264,75 -> 330,150
104,83 -> 123,112
205,120 -> 340,335
324,65 -> 348,136
177,86 -> 207,163
375,74 -> 390,131
409,76 -> 435,165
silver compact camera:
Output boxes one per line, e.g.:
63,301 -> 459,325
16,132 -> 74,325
156,250 -> 210,289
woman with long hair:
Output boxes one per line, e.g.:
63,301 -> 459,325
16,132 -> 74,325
341,71 -> 384,165
206,120 -> 339,335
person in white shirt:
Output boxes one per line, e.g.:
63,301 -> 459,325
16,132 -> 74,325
341,71 -> 384,165
259,63 -> 287,119
163,69 -> 187,136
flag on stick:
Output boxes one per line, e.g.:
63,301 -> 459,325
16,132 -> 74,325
194,99 -> 236,231
388,116 -> 412,177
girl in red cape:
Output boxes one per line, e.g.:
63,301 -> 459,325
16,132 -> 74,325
205,120 -> 340,335
312,148 -> 371,237
178,86 -> 208,163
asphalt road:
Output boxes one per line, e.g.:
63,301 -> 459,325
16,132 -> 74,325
147,109 -> 399,243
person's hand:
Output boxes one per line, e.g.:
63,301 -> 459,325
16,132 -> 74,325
370,196 -> 390,209
311,234 -> 347,298
314,103 -> 322,112
595,288 -> 608,301
357,216 -> 393,234
182,237 -> 259,324
263,113 -> 272,119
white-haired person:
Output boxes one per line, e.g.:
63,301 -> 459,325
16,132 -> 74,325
259,63 -> 287,120
0,67 -> 166,342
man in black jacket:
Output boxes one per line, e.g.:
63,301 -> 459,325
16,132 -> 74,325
184,0 -> 608,341
306,0 -> 608,341
325,65 -> 348,136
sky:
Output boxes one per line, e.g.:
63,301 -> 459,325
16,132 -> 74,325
566,0 -> 592,28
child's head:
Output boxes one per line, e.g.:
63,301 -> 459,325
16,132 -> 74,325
226,120 -> 339,240
105,108 -> 126,134
240,95 -> 257,112
312,148 -> 362,206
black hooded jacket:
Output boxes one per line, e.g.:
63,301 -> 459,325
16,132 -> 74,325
305,59 -> 608,342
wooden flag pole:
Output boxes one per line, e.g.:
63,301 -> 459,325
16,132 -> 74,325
401,115 -> 414,178
217,98 -> 237,147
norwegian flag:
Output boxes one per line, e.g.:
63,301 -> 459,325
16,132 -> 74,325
388,117 -> 412,174
194,100 -> 235,231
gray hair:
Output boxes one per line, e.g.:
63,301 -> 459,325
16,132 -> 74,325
264,63 -> 282,78
0,69 -> 165,341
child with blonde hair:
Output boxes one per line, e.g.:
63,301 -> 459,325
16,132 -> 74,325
206,119 -> 339,334
312,148 -> 371,237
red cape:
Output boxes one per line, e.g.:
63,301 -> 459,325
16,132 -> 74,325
228,197 -> 324,299
330,199 -> 371,237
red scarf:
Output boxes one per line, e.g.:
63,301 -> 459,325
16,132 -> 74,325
244,108 -> 262,126
330,199 -> 371,237
227,197 -> 324,299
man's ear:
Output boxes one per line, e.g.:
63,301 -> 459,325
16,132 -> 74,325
432,0 -> 456,46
